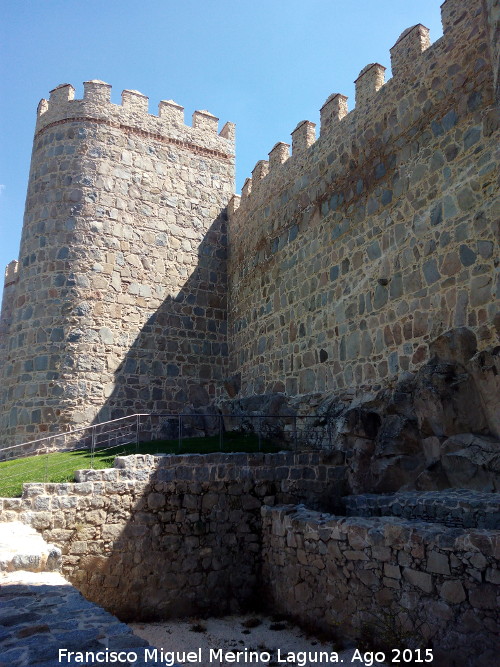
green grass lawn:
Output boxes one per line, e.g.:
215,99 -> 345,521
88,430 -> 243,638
0,432 -> 286,498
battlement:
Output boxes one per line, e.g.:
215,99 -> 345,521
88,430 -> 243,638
234,0 -> 487,212
390,24 -> 431,78
3,260 -> 18,288
36,80 -> 235,156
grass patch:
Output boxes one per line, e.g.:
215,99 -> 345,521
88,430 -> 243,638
0,432 -> 285,498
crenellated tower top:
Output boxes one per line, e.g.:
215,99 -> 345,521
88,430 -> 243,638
36,80 -> 235,157
3,261 -> 18,288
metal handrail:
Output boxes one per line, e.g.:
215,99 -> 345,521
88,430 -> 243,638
1,411 -> 333,462
0,412 -> 337,496
0,414 -> 153,453
0,412 -> 332,453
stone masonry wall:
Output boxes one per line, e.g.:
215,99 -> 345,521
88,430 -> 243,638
0,261 -> 18,382
227,0 -> 499,398
0,452 -> 347,620
261,504 -> 500,667
0,82 -> 234,447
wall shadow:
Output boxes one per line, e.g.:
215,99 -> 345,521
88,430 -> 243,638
29,450 -> 346,622
92,211 -> 229,433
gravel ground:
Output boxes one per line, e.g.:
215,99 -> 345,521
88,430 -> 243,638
130,614 -> 386,667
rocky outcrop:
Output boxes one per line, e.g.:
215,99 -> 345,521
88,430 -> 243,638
221,328 -> 500,494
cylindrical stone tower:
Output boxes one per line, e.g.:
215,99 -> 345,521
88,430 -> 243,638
0,80 -> 235,447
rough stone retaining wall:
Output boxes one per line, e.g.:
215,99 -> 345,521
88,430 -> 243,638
0,452 -> 347,620
261,505 -> 500,667
344,490 -> 500,529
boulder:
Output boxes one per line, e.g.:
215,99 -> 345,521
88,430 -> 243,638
413,363 -> 489,437
468,347 -> 500,439
429,327 -> 477,365
440,433 -> 500,491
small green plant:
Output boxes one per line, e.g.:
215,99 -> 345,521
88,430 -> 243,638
357,605 -> 430,663
189,623 -> 207,633
242,617 -> 262,629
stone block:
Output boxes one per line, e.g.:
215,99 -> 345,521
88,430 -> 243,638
439,579 -> 466,604
427,550 -> 450,575
344,550 -> 369,561
384,563 -> 401,579
371,546 -> 392,561
402,567 -> 433,593
468,584 -> 498,609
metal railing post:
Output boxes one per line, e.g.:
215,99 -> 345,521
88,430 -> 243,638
91,425 -> 96,469
219,414 -> 223,451
178,414 -> 182,452
44,445 -> 49,483
136,414 -> 140,454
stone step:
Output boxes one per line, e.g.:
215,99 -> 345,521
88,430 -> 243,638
344,489 -> 500,529
74,467 -> 151,482
0,521 -> 61,573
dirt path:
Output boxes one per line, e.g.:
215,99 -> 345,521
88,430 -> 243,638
130,613 -> 386,667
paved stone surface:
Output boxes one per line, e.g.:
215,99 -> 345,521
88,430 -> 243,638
0,570 -> 165,667
0,523 -> 165,666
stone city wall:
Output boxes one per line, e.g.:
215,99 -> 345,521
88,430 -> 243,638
0,452 -> 347,620
0,82 -> 234,447
261,504 -> 500,667
483,0 -> 500,100
227,0 -> 499,398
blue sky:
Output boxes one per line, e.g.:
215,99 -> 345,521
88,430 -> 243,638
0,0 -> 444,275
